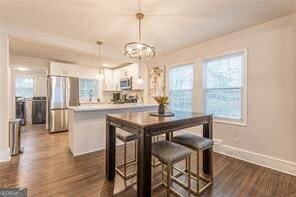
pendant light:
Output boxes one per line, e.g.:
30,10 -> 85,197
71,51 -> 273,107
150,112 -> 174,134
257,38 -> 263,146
124,0 -> 155,59
96,41 -> 104,80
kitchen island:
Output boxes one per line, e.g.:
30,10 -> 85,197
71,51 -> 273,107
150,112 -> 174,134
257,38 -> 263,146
68,103 -> 158,156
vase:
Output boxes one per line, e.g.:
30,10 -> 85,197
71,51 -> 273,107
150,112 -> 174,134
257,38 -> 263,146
158,104 -> 165,114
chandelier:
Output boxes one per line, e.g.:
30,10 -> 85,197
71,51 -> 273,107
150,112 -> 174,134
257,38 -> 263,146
96,41 -> 104,80
124,11 -> 155,59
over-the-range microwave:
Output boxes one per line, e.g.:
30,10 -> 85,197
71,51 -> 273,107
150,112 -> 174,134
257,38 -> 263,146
120,77 -> 132,90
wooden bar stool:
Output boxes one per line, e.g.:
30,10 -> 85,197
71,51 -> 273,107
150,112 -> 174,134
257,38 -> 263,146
115,129 -> 137,180
152,140 -> 192,197
172,134 -> 214,196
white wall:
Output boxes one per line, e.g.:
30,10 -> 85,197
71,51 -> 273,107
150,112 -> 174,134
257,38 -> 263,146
0,25 -> 10,161
9,54 -> 49,124
77,65 -> 104,101
147,14 -> 296,174
10,54 -> 49,68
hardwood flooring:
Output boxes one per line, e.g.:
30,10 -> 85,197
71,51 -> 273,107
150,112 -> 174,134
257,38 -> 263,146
0,124 -> 295,196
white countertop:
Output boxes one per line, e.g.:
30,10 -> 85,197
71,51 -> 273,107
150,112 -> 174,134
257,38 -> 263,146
68,103 -> 158,112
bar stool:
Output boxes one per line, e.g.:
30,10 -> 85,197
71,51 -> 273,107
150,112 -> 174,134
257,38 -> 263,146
152,140 -> 192,197
152,136 -> 162,167
115,129 -> 137,180
172,134 -> 214,195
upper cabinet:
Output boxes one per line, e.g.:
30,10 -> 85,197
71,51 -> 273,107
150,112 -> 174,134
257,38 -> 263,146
50,62 -> 144,90
50,62 -> 78,77
102,63 -> 144,91
112,69 -> 120,90
129,64 -> 143,90
103,68 -> 114,90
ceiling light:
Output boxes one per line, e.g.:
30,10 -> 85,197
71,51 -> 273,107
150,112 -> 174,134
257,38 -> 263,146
96,41 -> 104,81
124,4 -> 155,59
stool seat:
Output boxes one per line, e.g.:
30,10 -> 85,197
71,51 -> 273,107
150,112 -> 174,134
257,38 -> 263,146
172,134 -> 213,151
152,141 -> 191,164
116,129 -> 137,142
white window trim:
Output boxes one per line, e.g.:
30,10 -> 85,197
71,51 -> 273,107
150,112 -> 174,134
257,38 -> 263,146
202,49 -> 248,126
167,62 -> 195,112
15,74 -> 37,99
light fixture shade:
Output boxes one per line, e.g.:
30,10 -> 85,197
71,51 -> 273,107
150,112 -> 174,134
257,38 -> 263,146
96,72 -> 104,80
124,42 -> 155,59
137,78 -> 144,84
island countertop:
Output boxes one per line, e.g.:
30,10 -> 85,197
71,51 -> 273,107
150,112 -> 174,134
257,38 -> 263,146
68,103 -> 158,112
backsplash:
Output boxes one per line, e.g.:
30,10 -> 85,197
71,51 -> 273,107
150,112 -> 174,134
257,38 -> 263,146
102,90 -> 144,103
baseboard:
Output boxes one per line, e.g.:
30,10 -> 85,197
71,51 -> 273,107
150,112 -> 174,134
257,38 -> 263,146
0,148 -> 10,162
213,139 -> 296,176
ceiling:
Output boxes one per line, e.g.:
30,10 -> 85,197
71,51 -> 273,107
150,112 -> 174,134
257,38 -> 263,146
2,0 -> 296,59
9,37 -> 131,68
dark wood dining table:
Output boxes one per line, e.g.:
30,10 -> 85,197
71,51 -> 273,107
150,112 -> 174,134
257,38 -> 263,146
105,111 -> 213,197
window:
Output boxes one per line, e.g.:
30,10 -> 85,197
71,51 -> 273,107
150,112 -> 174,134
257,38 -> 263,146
169,64 -> 194,112
79,79 -> 99,102
203,51 -> 246,122
15,76 -> 35,99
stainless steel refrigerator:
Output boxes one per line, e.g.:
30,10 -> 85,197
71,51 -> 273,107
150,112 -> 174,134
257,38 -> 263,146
48,76 -> 79,133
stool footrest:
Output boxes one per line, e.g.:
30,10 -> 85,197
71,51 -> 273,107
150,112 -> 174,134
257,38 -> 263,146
173,166 -> 211,182
115,168 -> 137,180
116,159 -> 137,168
171,166 -> 213,195
152,180 -> 185,197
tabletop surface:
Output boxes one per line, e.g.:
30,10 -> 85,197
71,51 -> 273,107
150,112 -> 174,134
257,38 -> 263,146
106,111 -> 211,128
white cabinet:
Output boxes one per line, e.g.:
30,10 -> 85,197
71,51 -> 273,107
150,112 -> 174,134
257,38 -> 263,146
129,63 -> 144,90
102,63 -> 144,91
49,62 -> 66,76
112,69 -> 120,90
103,69 -> 113,90
50,62 -> 78,77
66,64 -> 79,77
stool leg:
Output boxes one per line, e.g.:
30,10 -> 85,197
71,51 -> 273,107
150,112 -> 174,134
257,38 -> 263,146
210,147 -> 213,182
167,164 -> 172,197
152,137 -> 158,166
196,151 -> 200,196
134,140 -> 137,161
187,157 -> 191,197
162,164 -> 164,183
185,158 -> 188,172
124,141 -> 127,178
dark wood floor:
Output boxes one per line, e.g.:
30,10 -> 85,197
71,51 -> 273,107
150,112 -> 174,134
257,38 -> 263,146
0,125 -> 295,197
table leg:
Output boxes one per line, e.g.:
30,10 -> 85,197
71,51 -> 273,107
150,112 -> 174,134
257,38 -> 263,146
137,129 -> 152,197
165,132 -> 170,141
202,117 -> 213,175
106,119 -> 116,180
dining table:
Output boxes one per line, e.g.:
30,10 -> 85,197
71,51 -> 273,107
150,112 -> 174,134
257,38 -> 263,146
105,111 -> 213,197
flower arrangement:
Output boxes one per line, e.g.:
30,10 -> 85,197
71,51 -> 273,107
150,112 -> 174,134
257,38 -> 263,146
153,96 -> 169,114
